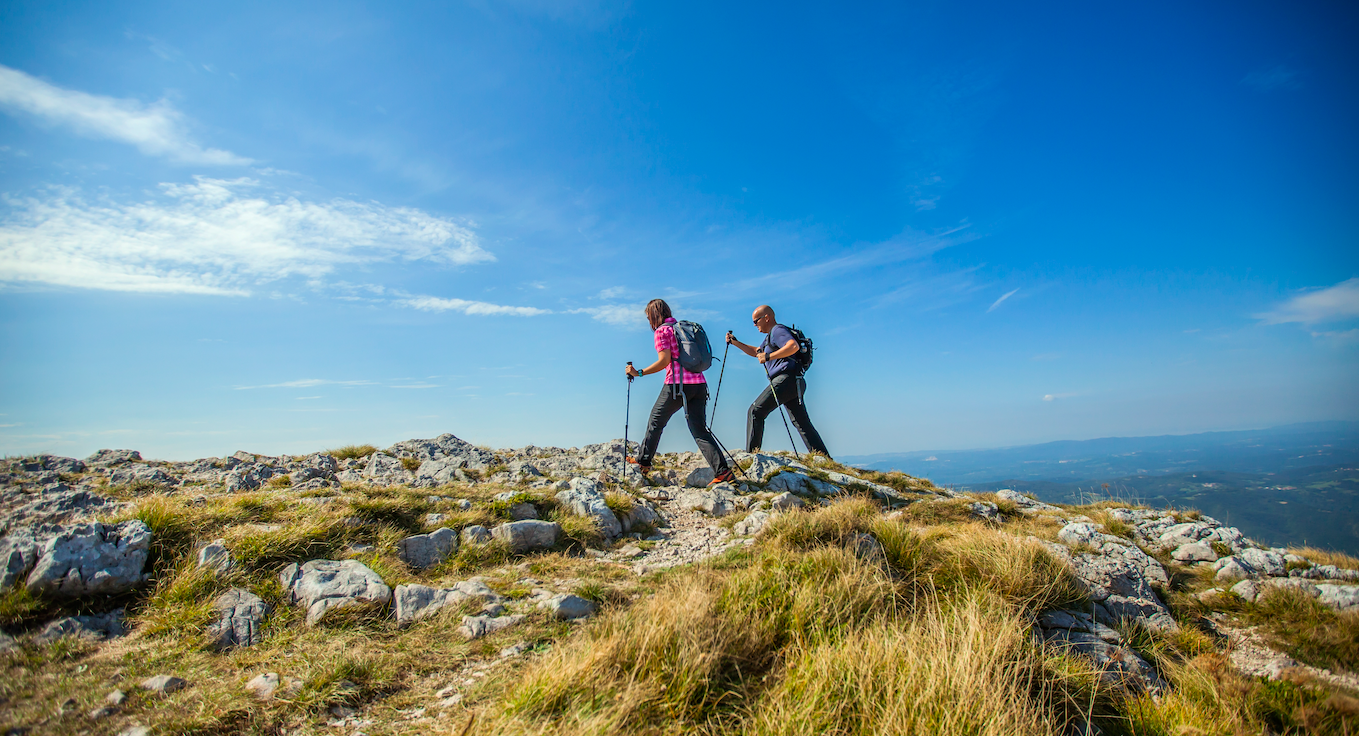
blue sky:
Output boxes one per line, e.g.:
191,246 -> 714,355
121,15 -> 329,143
1,0 -> 1356,461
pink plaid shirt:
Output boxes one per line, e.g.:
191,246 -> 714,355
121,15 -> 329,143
655,318 -> 706,384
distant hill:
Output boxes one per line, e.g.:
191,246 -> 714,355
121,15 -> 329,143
842,422 -> 1359,554
841,421 -> 1359,485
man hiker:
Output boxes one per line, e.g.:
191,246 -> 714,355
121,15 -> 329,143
725,305 -> 831,458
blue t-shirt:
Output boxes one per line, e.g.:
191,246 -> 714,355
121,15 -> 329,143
761,324 -> 800,379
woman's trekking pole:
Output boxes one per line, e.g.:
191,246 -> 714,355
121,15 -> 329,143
712,338 -> 731,417
622,362 -> 633,481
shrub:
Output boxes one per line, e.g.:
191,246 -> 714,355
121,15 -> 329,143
400,457 -> 421,472
327,444 -> 378,460
268,474 -> 292,489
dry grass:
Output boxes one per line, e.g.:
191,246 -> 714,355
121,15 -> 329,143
326,444 -> 378,460
1291,546 -> 1359,570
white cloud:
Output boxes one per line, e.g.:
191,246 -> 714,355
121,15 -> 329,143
986,287 -> 1019,313
235,379 -> 376,390
1241,65 -> 1300,92
570,303 -> 647,328
595,286 -> 627,299
1256,278 -> 1359,326
0,64 -> 251,165
1042,393 -> 1077,402
0,178 -> 495,294
398,295 -> 550,317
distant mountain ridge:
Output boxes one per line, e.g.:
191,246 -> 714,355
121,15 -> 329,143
841,421 -> 1359,486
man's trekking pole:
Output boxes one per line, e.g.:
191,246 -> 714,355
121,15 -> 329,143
763,358 -> 803,462
622,362 -> 633,482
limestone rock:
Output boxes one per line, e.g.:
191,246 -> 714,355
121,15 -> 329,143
40,455 -> 86,474
492,520 -> 562,552
85,449 -> 142,466
398,527 -> 458,569
279,559 -> 392,625
461,525 -> 492,545
967,501 -> 1001,521
770,492 -> 804,511
617,497 -> 665,533
459,613 -> 525,639
765,472 -> 835,496
34,609 -> 125,643
395,580 -> 505,625
197,539 -> 233,573
209,588 -> 270,649
539,593 -> 596,620
1044,530 -> 1176,632
141,674 -> 188,694
1172,542 -> 1217,563
685,467 -> 715,487
25,520 -> 151,597
1214,555 -> 1259,582
109,464 -> 178,488
676,485 -> 750,517
996,489 -> 1060,513
1239,548 -> 1287,577
555,478 -> 622,538
225,464 -> 274,493
1318,584 -> 1359,611
734,510 -> 771,536
363,452 -> 416,486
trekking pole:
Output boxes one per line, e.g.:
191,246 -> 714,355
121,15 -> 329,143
711,338 -> 731,417
763,361 -> 803,462
622,362 -> 633,482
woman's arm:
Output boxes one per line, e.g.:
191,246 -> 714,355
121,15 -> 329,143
626,349 -> 672,377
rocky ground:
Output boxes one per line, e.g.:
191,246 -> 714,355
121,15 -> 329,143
1,433 -> 1357,734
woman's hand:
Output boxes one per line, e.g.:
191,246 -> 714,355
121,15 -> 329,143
625,363 -> 640,378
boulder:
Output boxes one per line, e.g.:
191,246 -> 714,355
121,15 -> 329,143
279,560 -> 392,625
1158,522 -> 1211,549
196,540 -> 233,573
363,452 -> 416,486
225,464 -> 274,493
1,531 -> 44,589
85,449 -> 142,466
492,520 -> 562,552
617,497 -> 665,533
397,528 -> 458,569
676,485 -> 750,517
395,580 -> 505,625
539,593 -> 596,620
34,609 -> 125,643
1318,584 -> 1359,611
141,675 -> 188,695
1043,532 -> 1176,632
1240,548 -> 1287,577
996,489 -> 1060,513
1171,542 -> 1217,563
765,472 -> 835,496
555,478 -> 622,538
685,467 -> 715,487
967,501 -> 1001,521
734,510 -> 771,536
461,525 -> 493,545
109,464 -> 177,488
736,452 -> 804,481
40,455 -> 87,474
770,492 -> 804,511
386,433 -> 498,467
25,521 -> 151,597
459,613 -> 525,639
208,588 -> 270,649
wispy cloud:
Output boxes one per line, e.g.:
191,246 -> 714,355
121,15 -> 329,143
398,295 -> 550,316
595,286 -> 627,299
0,177 -> 494,294
1241,65 -> 1300,92
0,64 -> 250,165
235,379 -> 376,390
1042,393 -> 1077,402
986,287 -> 1019,313
1255,278 -> 1359,326
390,382 -> 440,389
730,224 -> 977,293
569,303 -> 647,328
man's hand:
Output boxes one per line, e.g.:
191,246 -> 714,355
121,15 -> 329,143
756,351 -> 767,363
625,363 -> 640,378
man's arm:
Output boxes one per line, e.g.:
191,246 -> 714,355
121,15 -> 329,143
766,339 -> 799,361
725,331 -> 759,358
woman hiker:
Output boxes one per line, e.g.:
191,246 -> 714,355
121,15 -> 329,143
624,299 -> 736,485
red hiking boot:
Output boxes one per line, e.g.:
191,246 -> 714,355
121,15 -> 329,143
626,457 -> 651,474
707,468 -> 736,486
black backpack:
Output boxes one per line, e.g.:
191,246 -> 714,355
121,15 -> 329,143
788,324 -> 814,372
766,323 -> 814,373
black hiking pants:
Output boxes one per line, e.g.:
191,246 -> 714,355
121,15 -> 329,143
636,383 -> 731,474
747,373 -> 830,457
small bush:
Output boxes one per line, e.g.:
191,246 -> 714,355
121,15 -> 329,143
400,457 -> 421,472
268,474 -> 292,488
327,444 -> 378,460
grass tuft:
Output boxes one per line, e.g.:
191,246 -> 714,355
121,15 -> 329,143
327,444 -> 378,460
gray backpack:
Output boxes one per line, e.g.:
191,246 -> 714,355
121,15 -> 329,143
672,320 -> 714,373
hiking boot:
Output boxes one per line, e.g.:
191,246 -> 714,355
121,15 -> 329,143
626,457 -> 651,474
707,468 -> 736,486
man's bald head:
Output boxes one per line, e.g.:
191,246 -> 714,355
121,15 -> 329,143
753,304 -> 774,321
751,305 -> 775,334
